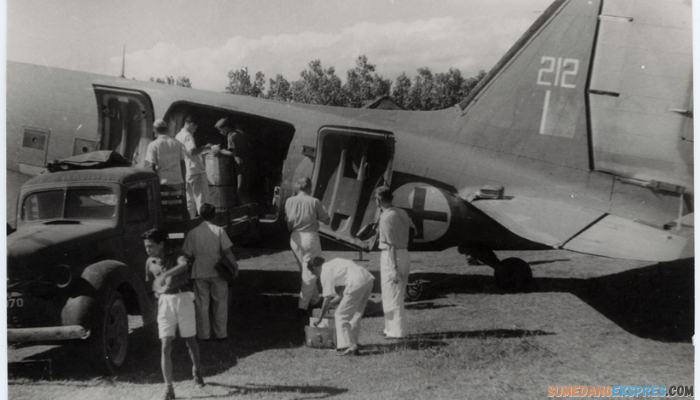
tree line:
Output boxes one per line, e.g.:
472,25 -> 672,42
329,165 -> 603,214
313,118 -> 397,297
150,55 -> 486,111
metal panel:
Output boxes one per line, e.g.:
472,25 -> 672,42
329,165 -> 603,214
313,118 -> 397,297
587,0 -> 693,189
563,215 -> 686,262
19,127 -> 50,167
73,138 -> 99,155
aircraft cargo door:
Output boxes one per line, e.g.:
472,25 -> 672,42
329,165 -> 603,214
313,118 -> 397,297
93,86 -> 155,166
313,127 -> 394,251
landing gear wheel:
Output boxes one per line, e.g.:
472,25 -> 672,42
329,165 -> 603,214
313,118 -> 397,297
89,292 -> 129,374
405,279 -> 426,302
494,258 -> 533,292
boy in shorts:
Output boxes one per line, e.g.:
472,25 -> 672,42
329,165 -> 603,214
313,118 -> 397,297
143,229 -> 204,400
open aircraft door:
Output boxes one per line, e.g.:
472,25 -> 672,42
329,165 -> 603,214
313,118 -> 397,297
93,86 -> 155,166
312,127 -> 395,251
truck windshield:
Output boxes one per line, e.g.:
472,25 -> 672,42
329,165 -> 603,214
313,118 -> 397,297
22,187 -> 118,222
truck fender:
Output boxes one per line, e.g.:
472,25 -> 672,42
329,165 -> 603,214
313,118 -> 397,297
61,260 -> 154,328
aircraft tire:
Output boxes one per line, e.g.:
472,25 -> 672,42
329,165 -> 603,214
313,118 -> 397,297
88,292 -> 129,375
494,258 -> 533,292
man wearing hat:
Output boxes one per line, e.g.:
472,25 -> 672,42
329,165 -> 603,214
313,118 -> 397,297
212,117 -> 253,205
144,119 -> 186,187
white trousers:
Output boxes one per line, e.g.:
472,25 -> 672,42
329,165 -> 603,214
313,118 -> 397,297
185,172 -> 211,218
380,249 -> 411,338
290,231 -> 322,309
194,276 -> 228,339
335,280 -> 373,349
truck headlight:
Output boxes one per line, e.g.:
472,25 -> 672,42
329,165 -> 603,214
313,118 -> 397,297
51,264 -> 73,288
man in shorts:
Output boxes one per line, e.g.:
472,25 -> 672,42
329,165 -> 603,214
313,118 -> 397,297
143,229 -> 204,400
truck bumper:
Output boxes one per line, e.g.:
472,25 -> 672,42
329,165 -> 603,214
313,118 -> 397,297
8,326 -> 90,342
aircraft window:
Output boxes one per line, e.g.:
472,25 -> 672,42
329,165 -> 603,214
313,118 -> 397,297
22,128 -> 49,151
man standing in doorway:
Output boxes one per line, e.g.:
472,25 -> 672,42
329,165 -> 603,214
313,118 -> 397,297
176,115 -> 213,218
212,117 -> 253,206
375,186 -> 413,339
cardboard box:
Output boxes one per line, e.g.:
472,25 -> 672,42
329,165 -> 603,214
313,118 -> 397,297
304,325 -> 336,349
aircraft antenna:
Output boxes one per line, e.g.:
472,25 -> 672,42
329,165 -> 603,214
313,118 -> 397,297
120,45 -> 126,78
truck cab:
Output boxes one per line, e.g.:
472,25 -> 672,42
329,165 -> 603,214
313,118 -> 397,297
7,164 -> 165,374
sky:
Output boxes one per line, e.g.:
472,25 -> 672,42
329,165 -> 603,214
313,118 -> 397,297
7,0 -> 555,92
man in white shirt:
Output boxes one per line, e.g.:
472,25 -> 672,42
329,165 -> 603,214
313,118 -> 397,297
284,177 -> 330,315
175,115 -> 213,218
375,186 -> 414,339
144,119 -> 185,186
310,256 -> 375,356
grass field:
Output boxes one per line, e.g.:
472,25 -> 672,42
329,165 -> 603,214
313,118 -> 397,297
7,246 -> 694,399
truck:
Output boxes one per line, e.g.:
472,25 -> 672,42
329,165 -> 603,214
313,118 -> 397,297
6,152 -> 198,374
6,141 -> 388,373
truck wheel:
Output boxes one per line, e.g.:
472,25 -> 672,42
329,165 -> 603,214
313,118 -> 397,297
89,292 -> 129,374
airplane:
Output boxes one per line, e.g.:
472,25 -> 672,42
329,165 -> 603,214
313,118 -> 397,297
6,0 -> 693,291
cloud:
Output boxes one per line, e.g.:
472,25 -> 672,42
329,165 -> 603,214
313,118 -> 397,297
113,15 -> 535,92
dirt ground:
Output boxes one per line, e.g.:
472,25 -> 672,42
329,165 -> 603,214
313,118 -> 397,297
7,245 -> 695,399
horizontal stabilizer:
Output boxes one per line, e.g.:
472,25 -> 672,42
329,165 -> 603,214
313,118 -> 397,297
563,215 -> 687,262
472,196 -> 687,262
677,212 -> 694,228
471,197 -> 605,247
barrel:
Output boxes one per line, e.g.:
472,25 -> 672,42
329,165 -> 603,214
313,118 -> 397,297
204,153 -> 235,186
209,185 -> 238,210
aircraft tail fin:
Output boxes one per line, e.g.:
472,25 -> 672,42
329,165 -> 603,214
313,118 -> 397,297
455,0 -> 692,192
455,0 -> 599,173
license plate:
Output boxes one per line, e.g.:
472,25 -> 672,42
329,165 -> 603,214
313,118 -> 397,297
7,292 -> 25,308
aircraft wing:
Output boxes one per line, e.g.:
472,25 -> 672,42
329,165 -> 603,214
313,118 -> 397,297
471,197 -> 687,262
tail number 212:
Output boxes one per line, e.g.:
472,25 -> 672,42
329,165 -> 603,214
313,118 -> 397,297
537,57 -> 578,89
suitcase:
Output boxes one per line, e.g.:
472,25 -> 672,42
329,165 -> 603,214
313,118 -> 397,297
309,316 -> 333,328
304,325 -> 336,349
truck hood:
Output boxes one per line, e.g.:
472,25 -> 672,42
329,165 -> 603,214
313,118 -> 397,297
7,223 -> 119,281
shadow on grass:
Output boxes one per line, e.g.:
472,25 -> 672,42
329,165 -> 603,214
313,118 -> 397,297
9,257 -> 693,381
408,257 -> 694,343
361,329 -> 552,355
529,258 -> 571,266
360,339 -> 447,355
557,258 -> 694,344
405,302 -> 455,311
407,329 -> 553,341
202,382 -> 348,398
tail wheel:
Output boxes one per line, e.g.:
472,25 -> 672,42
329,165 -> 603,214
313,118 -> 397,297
89,292 -> 129,374
494,258 -> 533,292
